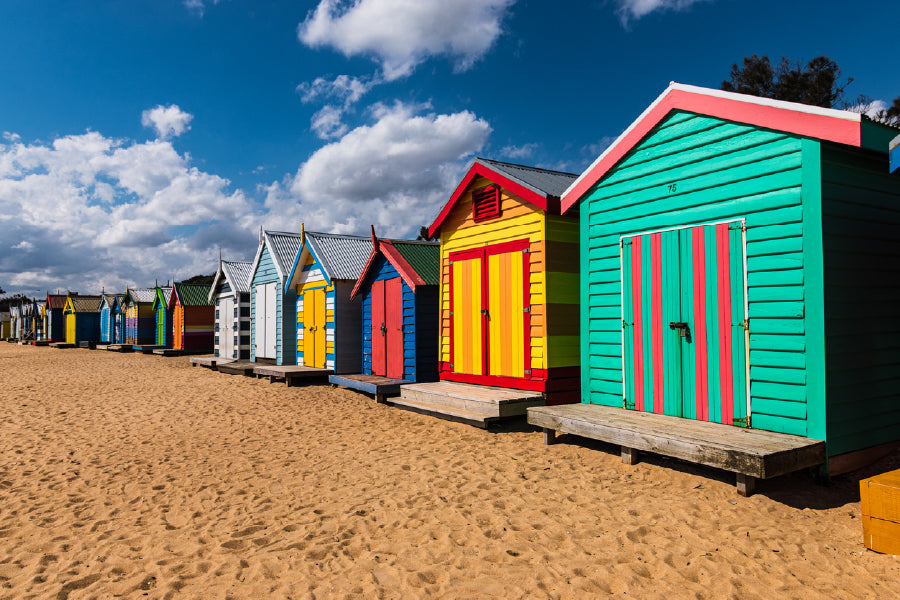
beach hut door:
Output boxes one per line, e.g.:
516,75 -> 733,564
255,282 -> 278,359
371,278 -> 404,379
450,240 -> 530,379
621,221 -> 748,426
302,288 -> 326,368
66,311 -> 76,344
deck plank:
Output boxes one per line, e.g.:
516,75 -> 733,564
528,404 -> 825,479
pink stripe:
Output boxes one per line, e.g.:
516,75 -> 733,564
651,233 -> 664,414
717,223 -> 734,425
631,237 -> 644,412
692,227 -> 709,421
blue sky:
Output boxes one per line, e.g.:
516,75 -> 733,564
1,0 -> 897,296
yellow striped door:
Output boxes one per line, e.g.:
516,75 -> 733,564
66,313 -> 76,344
451,255 -> 483,375
488,251 -> 525,378
303,288 -> 326,368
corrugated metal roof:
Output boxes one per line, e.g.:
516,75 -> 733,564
306,231 -> 373,281
476,158 -> 578,198
47,294 -> 68,309
223,260 -> 253,293
128,288 -> 157,304
174,282 -> 213,306
265,231 -> 304,280
70,295 -> 102,312
101,294 -> 118,308
392,241 -> 440,286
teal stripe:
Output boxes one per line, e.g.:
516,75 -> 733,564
661,230 -> 680,416
622,238 -> 635,408
729,223 -> 748,423
641,237 -> 654,411
704,224 -> 721,423
680,228 -> 696,420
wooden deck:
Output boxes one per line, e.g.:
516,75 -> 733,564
49,343 -> 75,349
253,365 -> 332,387
216,360 -> 256,376
131,345 -> 165,354
189,356 -> 231,369
32,341 -> 53,347
152,349 -> 185,357
528,404 -> 826,496
395,381 -> 544,428
105,344 -> 134,353
329,374 -> 411,402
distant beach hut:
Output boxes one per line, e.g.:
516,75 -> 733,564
45,293 -> 68,342
110,294 -> 126,344
169,282 -> 214,352
124,288 -> 157,345
209,257 -> 253,360
248,230 -> 304,365
1,311 -> 9,339
348,229 -> 440,382
529,83 -> 900,492
63,294 -> 102,345
99,294 -> 118,343
891,133 -> 900,174
284,228 -> 372,372
152,285 -> 174,348
9,306 -> 20,339
34,301 -> 45,340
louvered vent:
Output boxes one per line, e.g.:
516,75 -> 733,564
472,185 -> 501,222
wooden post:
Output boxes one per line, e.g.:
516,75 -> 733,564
375,394 -> 385,404
736,473 -> 756,497
542,428 -> 556,445
622,446 -> 639,465
269,375 -> 276,383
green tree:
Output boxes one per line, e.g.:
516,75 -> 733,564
416,226 -> 438,242
722,54 -> 853,108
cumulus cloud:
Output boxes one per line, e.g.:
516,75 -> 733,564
263,101 -> 491,236
297,74 -> 377,107
141,104 -> 194,139
615,0 -> 712,25
500,143 -> 538,160
298,0 -> 516,80
0,125 -> 257,296
184,0 -> 224,16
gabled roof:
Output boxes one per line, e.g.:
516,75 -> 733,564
46,294 -> 68,309
67,295 -> 102,313
152,286 -> 173,309
562,82 -> 900,213
126,288 -> 157,305
249,230 -> 304,286
351,235 -> 440,299
170,282 -> 213,308
305,231 -> 372,281
429,158 -> 578,237
100,294 -> 119,309
209,259 -> 253,301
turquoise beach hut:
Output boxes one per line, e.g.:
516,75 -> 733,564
530,83 -> 900,493
249,230 -> 304,365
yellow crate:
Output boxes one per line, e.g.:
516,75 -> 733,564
860,469 -> 900,554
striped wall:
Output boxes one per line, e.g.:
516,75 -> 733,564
579,111 -> 817,439
213,282 -> 251,359
821,143 -> 900,455
125,304 -> 155,345
295,253 -> 336,370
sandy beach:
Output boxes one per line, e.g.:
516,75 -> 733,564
0,343 -> 898,599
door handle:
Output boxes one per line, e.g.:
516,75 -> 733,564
669,322 -> 690,338
380,322 -> 386,336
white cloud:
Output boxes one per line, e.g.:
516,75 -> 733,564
0,125 -> 256,296
298,0 -> 516,80
141,104 -> 194,139
500,143 -> 538,159
310,105 -> 350,140
615,0 -> 712,25
263,102 -> 491,236
298,74 -> 377,107
184,0 -> 223,16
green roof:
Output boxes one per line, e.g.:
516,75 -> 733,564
392,241 -> 440,286
174,282 -> 213,306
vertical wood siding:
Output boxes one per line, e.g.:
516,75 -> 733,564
581,111 -> 811,437
821,144 -> 900,455
295,253 -> 336,369
250,245 -> 296,364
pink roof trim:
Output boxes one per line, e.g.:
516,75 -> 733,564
428,162 -> 549,238
561,83 -> 865,214
350,239 -> 425,300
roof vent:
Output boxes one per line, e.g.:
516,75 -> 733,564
472,184 -> 501,223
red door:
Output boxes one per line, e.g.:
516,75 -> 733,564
371,278 -> 404,379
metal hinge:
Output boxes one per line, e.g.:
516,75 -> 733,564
734,416 -> 750,428
522,248 -> 530,253
739,318 -> 749,331
449,311 -> 453,315
523,307 -> 530,313
623,397 -> 634,410
449,363 -> 454,368
524,369 -> 531,375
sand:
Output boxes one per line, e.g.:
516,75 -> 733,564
0,343 -> 898,599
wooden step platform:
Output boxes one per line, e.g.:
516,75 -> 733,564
190,356 -> 231,369
152,349 -> 185,357
32,341 -> 53,346
329,374 -> 411,402
78,341 -> 97,349
132,345 -> 165,354
49,343 -> 75,349
253,365 -> 332,386
106,344 -> 134,353
395,381 -> 544,428
216,360 -> 256,376
528,404 -> 826,496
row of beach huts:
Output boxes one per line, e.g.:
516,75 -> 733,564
7,83 -> 900,497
